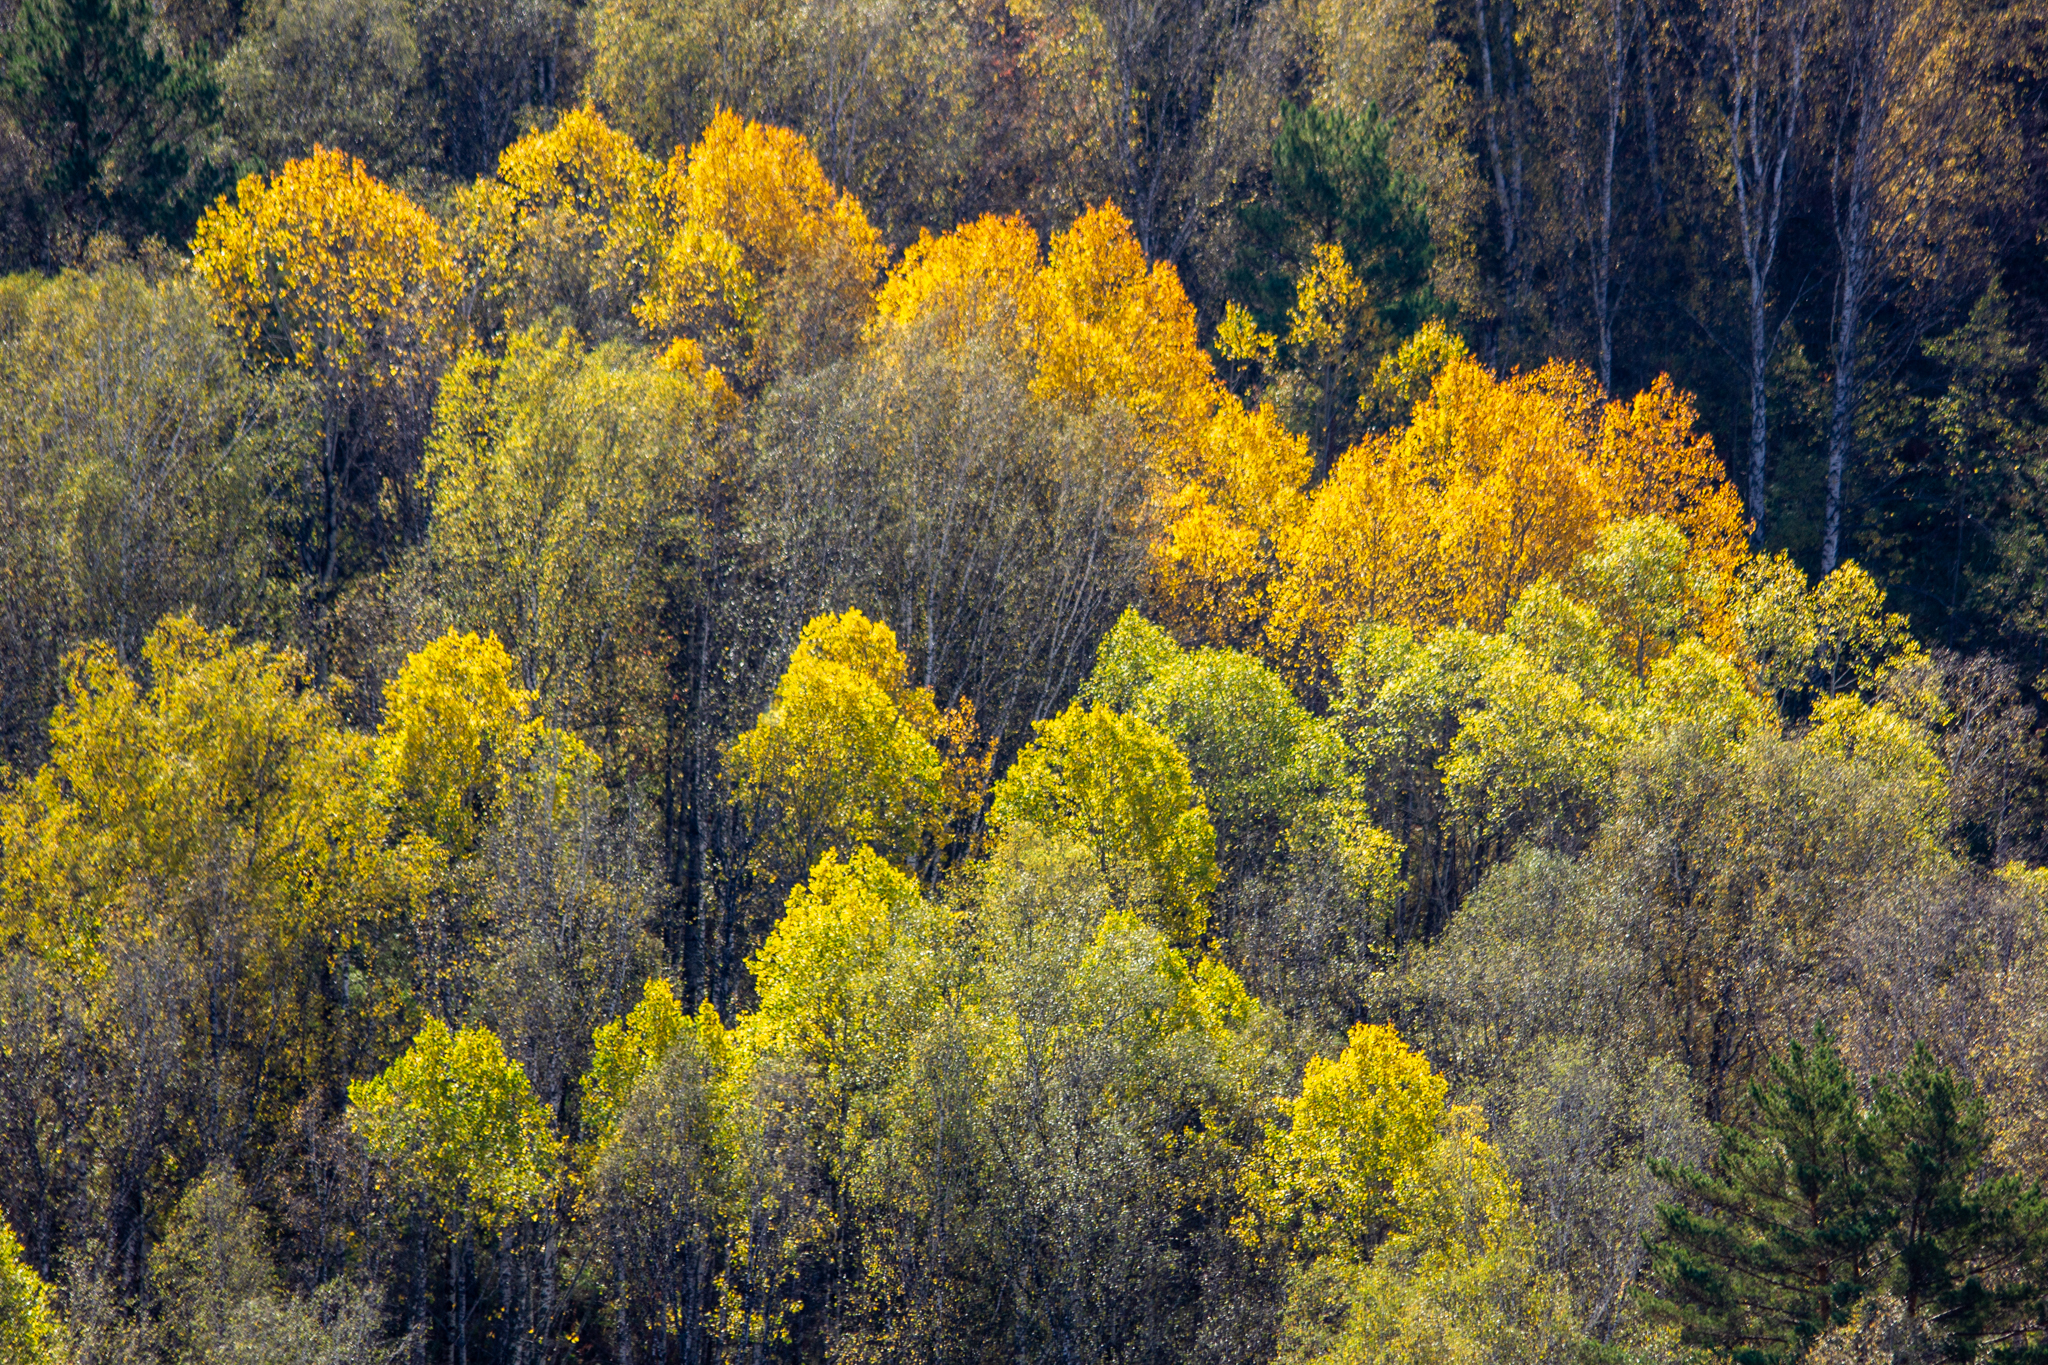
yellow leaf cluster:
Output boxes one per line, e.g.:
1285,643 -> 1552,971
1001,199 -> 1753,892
1243,1021 -> 1524,1267
874,203 -> 1220,454
456,105 -> 664,337
192,147 -> 459,402
348,1017 -> 562,1232
0,1215 -> 60,1365
640,108 -> 886,384
726,612 -> 959,891
1261,353 -> 1752,694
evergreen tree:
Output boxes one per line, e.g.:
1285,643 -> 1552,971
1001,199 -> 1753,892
1646,1028 -> 1887,1365
1227,103 -> 1435,478
1869,1045 -> 2048,1362
1649,1031 -> 2048,1364
2,0 -> 218,250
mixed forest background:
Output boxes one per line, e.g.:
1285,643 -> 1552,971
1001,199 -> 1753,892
4,0 -> 2048,1362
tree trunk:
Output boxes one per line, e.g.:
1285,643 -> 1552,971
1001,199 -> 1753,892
1710,0 -> 1813,543
1821,0 -> 1897,572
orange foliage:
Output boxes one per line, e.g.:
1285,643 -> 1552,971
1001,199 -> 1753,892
1596,375 -> 1752,572
869,200 -> 1748,688
1263,355 -> 1749,693
873,203 -> 1221,454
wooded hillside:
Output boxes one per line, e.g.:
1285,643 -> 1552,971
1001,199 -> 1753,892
1,6 -> 2047,1364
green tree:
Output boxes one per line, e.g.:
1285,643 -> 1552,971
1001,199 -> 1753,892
1647,1028 -> 1887,1365
215,0 -> 429,177
1648,1030 -> 2048,1364
0,265 -> 306,771
578,986 -> 745,1365
426,327 -> 709,748
1084,610 -> 1339,882
1,0 -> 218,249
1229,102 -> 1435,478
1866,1045 -> 2048,1354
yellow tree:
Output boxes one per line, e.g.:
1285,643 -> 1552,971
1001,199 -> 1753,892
349,1019 -> 561,1365
874,203 -> 1293,655
192,148 -> 461,591
724,612 -> 949,903
988,700 -> 1219,944
0,1217 -> 62,1365
1286,243 -> 1382,481
871,212 -> 1045,352
1245,1023 -> 1571,1365
374,630 -> 548,859
1265,351 -> 1749,696
0,617 -> 403,1254
640,109 -> 886,385
1146,400 -> 1313,650
872,202 -> 1222,463
453,105 -> 664,342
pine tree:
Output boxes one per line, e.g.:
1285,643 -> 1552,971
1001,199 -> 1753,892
1869,1045 -> 2048,1362
1649,1031 -> 2048,1364
1,0 -> 218,247
1646,1027 -> 1887,1365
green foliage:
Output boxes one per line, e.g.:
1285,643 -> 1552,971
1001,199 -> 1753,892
1254,1023 -> 1574,1365
1504,580 -> 1633,709
1087,610 -> 1340,878
349,1017 -> 562,1233
990,700 -> 1220,943
1441,645 -> 1624,851
1231,102 -> 1435,352
1,0 -> 219,243
1228,102 -> 1435,472
1080,607 -> 1183,714
149,1167 -> 279,1365
216,0 -> 427,176
579,990 -> 747,1363
1647,1029 -> 2048,1365
744,845 -> 941,1074
1573,517 -> 1694,679
1735,555 -> 1920,710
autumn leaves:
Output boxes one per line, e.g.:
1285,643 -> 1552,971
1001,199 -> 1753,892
186,100 -> 1764,723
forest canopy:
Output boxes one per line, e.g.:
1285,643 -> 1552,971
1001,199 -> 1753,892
2,4 -> 2048,1363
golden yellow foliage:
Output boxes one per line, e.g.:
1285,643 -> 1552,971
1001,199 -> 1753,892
1262,355 -> 1749,694
192,146 -> 460,402
1148,400 -> 1312,649
640,109 -> 885,383
1595,375 -> 1751,572
873,203 -> 1221,456
1032,204 -> 1217,449
869,206 -> 1747,702
871,211 -> 1044,351
454,105 -> 663,339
